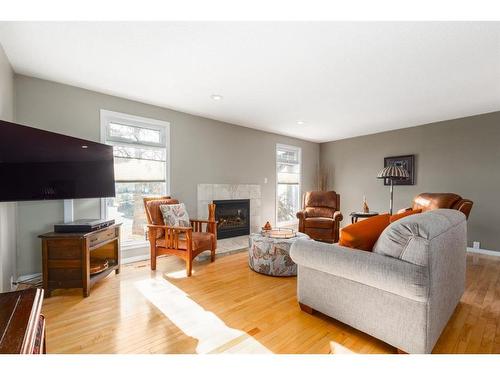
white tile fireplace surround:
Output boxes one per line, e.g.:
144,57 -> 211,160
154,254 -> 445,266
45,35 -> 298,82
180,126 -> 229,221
197,184 -> 261,254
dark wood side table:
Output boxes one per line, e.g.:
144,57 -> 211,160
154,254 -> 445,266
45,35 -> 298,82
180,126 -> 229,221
350,211 -> 379,224
39,224 -> 121,297
0,288 -> 46,354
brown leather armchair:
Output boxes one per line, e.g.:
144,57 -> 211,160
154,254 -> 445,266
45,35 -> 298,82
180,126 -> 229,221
399,192 -> 473,219
296,191 -> 343,243
143,197 -> 217,276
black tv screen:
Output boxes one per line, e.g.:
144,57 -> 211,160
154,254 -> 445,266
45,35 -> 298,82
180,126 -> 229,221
0,120 -> 115,202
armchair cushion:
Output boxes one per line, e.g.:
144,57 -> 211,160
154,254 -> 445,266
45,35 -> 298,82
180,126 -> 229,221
339,214 -> 390,251
160,203 -> 191,227
305,207 -> 334,218
146,198 -> 179,225
157,231 -> 214,251
304,191 -> 339,209
304,217 -> 335,229
145,198 -> 179,238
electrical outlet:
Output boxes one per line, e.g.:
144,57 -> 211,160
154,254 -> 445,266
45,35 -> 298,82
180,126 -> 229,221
473,241 -> 480,249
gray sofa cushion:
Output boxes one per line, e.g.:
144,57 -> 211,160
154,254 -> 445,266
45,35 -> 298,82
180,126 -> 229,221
373,209 -> 466,266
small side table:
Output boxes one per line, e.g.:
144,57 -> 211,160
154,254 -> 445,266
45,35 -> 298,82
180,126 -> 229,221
350,211 -> 379,224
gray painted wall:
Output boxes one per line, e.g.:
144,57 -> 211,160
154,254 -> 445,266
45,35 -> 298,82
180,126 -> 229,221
0,44 -> 16,291
320,111 -> 500,251
10,73 -> 500,278
14,75 -> 320,276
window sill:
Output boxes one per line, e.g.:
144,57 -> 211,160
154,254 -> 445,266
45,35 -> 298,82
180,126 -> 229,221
121,241 -> 149,251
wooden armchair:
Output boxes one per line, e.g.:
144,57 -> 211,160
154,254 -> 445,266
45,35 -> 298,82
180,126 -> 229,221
143,197 -> 217,276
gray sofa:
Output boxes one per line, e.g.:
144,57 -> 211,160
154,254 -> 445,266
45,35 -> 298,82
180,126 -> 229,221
289,209 -> 467,354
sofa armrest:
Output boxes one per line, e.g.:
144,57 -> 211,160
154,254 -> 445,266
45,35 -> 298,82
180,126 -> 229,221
146,224 -> 193,231
146,224 -> 193,239
289,239 -> 429,302
190,219 -> 218,235
333,211 -> 343,222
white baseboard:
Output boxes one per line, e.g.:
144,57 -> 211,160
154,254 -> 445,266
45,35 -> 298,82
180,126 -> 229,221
17,272 -> 42,282
15,272 -> 42,290
466,247 -> 500,257
15,256 -> 150,283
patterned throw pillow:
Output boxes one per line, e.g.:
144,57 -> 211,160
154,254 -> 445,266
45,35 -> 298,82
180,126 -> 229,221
159,203 -> 191,228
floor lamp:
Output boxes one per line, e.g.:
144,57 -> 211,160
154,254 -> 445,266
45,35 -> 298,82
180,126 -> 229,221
377,165 -> 409,215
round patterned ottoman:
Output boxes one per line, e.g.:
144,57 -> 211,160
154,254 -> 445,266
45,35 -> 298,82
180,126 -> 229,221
248,232 -> 310,276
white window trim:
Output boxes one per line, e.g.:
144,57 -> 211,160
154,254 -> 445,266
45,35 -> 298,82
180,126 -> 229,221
275,143 -> 302,227
100,109 -> 171,251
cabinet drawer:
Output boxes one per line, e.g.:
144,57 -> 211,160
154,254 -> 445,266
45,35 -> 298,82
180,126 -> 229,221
47,239 -> 81,259
49,268 -> 82,281
88,228 -> 116,247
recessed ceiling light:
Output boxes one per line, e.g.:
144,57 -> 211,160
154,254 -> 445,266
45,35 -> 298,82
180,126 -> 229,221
296,120 -> 305,125
81,145 -> 88,149
211,94 -> 223,101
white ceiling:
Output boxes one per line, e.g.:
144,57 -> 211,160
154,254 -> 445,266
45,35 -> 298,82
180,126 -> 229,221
1,22 -> 499,143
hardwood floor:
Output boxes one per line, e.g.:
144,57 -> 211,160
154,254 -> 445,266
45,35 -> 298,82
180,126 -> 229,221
42,251 -> 500,354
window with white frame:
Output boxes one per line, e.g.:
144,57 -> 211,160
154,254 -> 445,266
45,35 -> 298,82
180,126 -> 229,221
276,144 -> 301,226
101,110 -> 170,248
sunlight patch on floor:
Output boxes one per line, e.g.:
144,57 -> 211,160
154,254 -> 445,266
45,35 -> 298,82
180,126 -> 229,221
134,277 -> 272,354
330,341 -> 356,354
164,269 -> 195,279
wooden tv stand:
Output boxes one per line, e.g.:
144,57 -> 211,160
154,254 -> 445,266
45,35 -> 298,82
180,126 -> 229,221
39,224 -> 121,297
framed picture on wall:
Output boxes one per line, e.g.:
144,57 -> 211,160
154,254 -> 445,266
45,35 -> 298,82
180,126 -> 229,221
384,154 -> 415,186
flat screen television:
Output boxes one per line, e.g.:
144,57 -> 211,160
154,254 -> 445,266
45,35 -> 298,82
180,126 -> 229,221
0,120 -> 115,202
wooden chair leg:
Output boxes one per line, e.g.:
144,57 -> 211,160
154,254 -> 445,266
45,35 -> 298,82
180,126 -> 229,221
150,247 -> 157,271
186,257 -> 192,277
299,302 -> 314,314
211,240 -> 216,262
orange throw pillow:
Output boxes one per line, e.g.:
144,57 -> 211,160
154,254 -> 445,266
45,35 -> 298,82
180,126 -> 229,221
339,214 -> 391,251
389,209 -> 422,223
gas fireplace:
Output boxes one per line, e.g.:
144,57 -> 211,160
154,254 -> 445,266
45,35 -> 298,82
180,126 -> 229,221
213,199 -> 250,239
